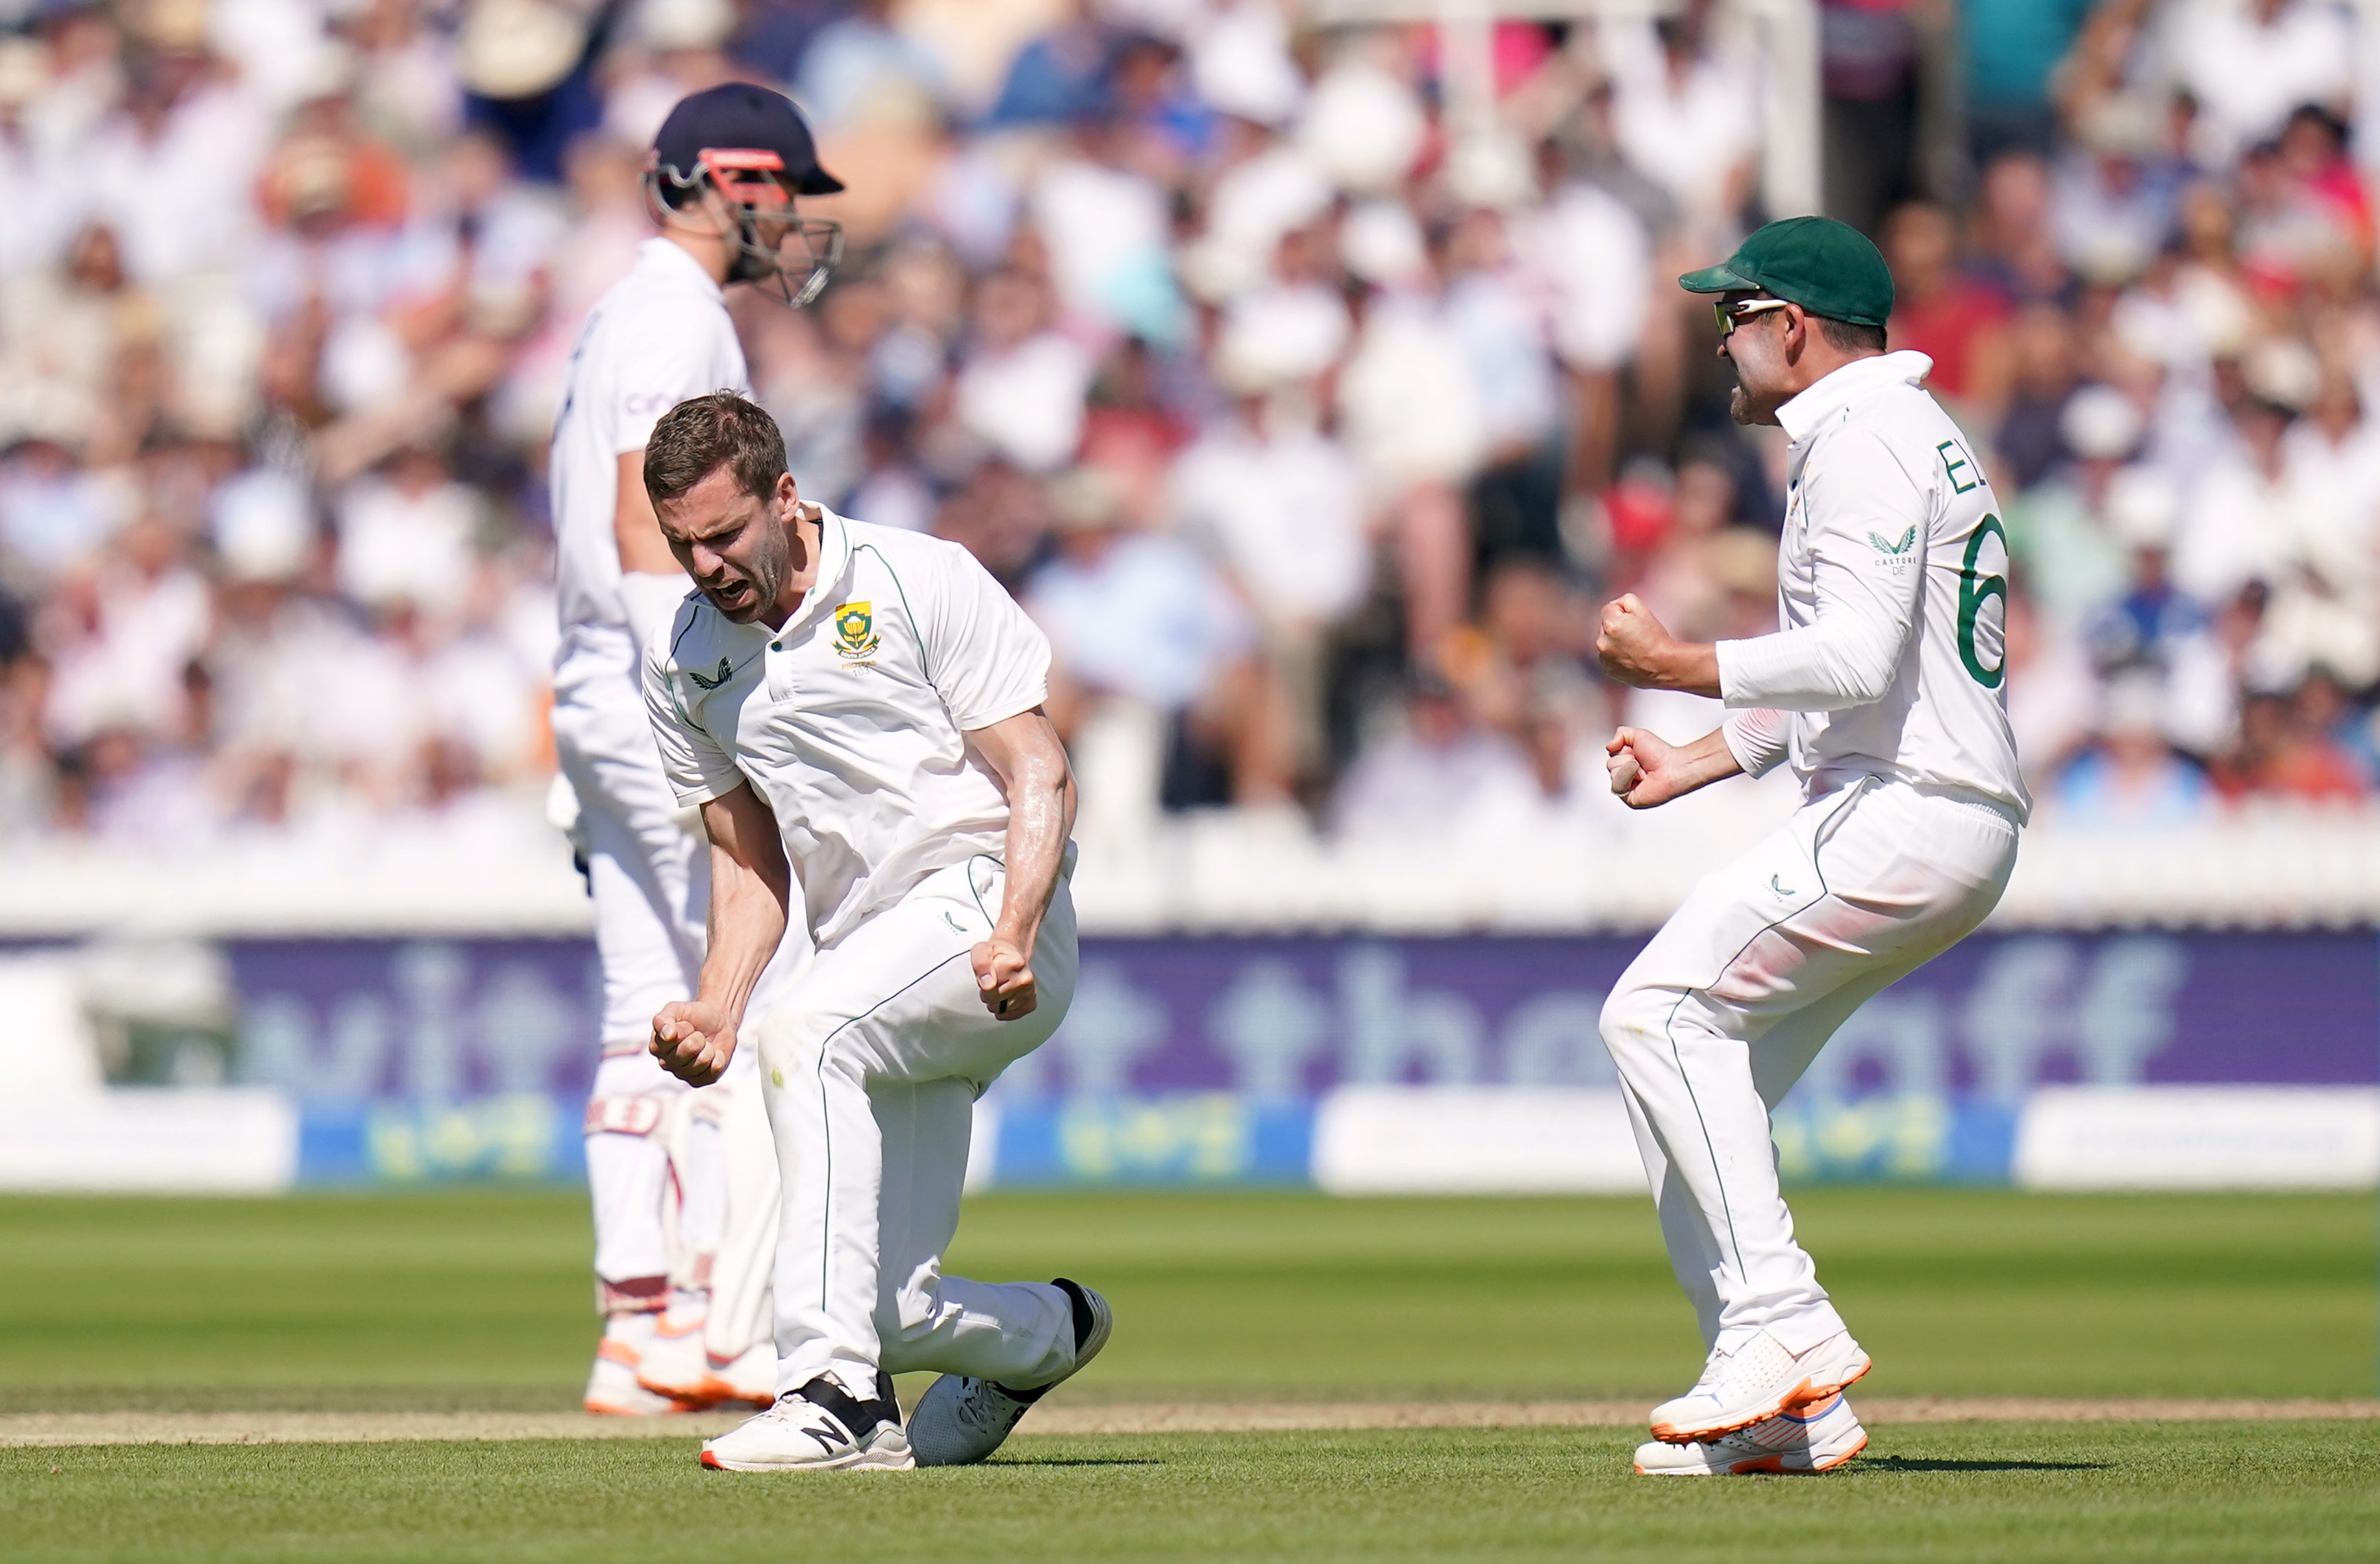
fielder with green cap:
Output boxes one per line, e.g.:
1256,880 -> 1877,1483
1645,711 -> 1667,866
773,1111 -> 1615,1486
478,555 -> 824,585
1588,216 -> 2030,1477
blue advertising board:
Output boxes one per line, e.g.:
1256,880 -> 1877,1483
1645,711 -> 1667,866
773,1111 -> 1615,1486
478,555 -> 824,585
223,931 -> 2378,1187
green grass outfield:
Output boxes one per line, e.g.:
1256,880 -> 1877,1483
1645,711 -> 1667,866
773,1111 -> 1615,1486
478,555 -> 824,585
8,1424 -> 2379,1564
1,1189 -> 2375,1561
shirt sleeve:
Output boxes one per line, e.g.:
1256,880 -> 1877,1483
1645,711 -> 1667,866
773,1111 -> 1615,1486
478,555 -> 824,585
613,310 -> 747,455
1720,707 -> 1791,777
644,615 -> 744,806
918,541 -> 1053,731
1715,425 -> 1928,712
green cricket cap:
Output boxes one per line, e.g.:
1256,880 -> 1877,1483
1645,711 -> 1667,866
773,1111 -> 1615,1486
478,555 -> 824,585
1678,216 -> 1894,328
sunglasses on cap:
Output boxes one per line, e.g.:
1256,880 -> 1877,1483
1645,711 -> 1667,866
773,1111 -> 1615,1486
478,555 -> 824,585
1714,297 -> 1793,337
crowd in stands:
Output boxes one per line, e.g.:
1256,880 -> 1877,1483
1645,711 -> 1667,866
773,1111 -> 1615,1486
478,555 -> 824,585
1,0 -> 2377,853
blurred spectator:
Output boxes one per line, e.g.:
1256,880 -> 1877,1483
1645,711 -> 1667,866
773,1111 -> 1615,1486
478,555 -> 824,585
1818,0 -> 1925,236
333,443 -> 479,611
1333,669 -> 1538,839
2209,682 -> 2372,802
2051,673 -> 2211,827
0,0 -> 2370,852
1963,0 -> 2095,163
1025,465 -> 1275,808
0,423 -> 131,582
1967,151 -> 2068,304
1599,3 -> 1758,247
1173,372 -> 1366,788
794,0 -> 946,134
2164,0 -> 2353,166
2004,384 -> 2140,628
84,5 -> 272,288
2003,591 -> 2099,791
985,1 -> 1118,129
2051,97 -> 2185,284
38,519 -> 210,752
1883,203 -> 2011,411
2170,343 -> 2313,608
1441,207 -> 1563,567
1990,304 -> 2082,491
955,268 -> 1092,473
0,645 -> 50,835
1336,270 -> 1479,658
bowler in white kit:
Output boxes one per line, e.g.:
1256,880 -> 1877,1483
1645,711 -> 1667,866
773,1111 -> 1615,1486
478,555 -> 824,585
549,82 -> 842,1415
1592,216 -> 2028,1476
638,392 -> 1109,1472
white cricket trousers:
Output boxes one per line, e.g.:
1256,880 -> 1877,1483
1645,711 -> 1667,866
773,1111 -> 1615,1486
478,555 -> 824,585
553,645 -> 781,1359
1599,775 -> 2018,1355
756,853 -> 1080,1395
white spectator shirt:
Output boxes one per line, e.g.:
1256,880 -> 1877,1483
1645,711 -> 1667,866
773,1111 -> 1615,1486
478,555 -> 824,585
953,331 -> 1091,473
1599,18 -> 1760,219
644,508 -> 1053,947
2168,0 -> 2353,162
1171,416 -> 1371,623
551,238 -> 749,673
1715,352 -> 2031,821
1521,182 -> 1651,374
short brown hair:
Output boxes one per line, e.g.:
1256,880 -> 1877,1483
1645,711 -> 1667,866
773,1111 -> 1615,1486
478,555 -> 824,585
1818,316 -> 1888,353
642,392 -> 788,510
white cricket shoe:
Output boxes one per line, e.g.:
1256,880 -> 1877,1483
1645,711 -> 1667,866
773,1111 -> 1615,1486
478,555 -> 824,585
907,1278 -> 1112,1467
1648,1328 -> 1870,1444
634,1300 -> 714,1406
1634,1391 -> 1868,1475
583,1316 -> 684,1416
705,1343 -> 777,1411
699,1371 -> 914,1472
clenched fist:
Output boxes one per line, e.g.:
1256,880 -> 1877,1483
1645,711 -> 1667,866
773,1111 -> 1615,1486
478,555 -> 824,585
1605,725 -> 1742,810
1596,594 -> 1679,688
973,936 -> 1038,1020
651,999 -> 737,1087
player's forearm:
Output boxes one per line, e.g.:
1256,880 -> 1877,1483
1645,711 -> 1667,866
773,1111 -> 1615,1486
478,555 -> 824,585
1668,728 -> 1747,796
694,843 -> 788,1028
614,449 -> 678,572
994,757 -> 1075,954
1628,639 -> 1723,697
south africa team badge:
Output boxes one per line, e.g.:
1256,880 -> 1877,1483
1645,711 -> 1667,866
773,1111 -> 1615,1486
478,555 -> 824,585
833,601 -> 881,666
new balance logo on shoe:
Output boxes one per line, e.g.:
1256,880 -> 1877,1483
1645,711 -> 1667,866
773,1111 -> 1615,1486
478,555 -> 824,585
699,1371 -> 914,1472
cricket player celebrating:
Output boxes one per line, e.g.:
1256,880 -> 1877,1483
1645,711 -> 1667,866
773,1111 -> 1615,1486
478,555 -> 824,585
638,392 -> 1108,1472
551,84 -> 842,1415
1594,216 -> 2028,1476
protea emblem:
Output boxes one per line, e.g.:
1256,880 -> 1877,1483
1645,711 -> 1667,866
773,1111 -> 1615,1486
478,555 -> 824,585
834,602 -> 880,661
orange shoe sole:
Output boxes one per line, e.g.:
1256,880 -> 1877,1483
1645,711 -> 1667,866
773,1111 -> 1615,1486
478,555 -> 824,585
638,1371 -> 773,1411
1649,1352 -> 1872,1445
584,1397 -> 691,1417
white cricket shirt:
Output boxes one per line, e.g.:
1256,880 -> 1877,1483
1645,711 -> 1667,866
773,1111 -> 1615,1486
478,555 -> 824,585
643,508 -> 1053,947
1716,351 -> 2031,822
551,238 -> 749,681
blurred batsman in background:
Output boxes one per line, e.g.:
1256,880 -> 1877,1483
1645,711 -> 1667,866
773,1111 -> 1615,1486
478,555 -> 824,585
1594,216 -> 2027,1477
549,82 -> 840,1416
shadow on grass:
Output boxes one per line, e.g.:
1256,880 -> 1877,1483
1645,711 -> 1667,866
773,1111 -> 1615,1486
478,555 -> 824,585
986,1457 -> 1165,1468
1856,1456 -> 2107,1474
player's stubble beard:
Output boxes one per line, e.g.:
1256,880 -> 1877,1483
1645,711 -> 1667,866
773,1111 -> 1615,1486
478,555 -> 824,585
1723,321 -> 1785,427
1727,367 -> 1786,427
701,499 -> 816,625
